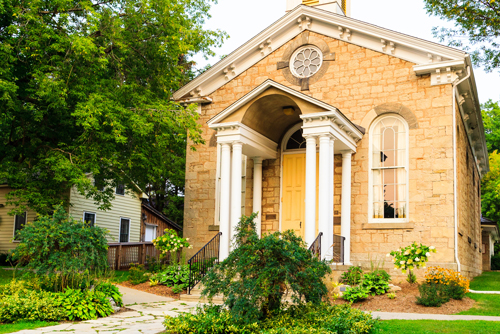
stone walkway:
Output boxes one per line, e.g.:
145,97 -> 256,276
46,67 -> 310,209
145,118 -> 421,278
16,286 -> 201,334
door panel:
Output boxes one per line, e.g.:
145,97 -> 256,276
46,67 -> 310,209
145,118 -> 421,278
282,154 -> 306,238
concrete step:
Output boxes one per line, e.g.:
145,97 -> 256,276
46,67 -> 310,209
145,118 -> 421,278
179,292 -> 223,303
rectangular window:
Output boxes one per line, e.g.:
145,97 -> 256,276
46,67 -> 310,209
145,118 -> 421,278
83,212 -> 96,227
119,218 -> 130,242
116,183 -> 125,196
94,177 -> 105,192
13,212 -> 27,240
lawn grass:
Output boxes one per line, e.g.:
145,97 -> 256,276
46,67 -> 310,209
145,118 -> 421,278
110,270 -> 130,283
469,271 -> 500,291
0,321 -> 59,333
456,293 -> 500,316
378,320 -> 500,333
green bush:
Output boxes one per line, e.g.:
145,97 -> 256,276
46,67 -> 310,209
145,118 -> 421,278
491,253 -> 500,270
164,303 -> 378,334
340,266 -> 363,286
343,285 -> 370,303
361,271 -> 390,295
95,281 -> 123,307
129,264 -> 149,285
416,283 -> 450,307
57,288 -> 114,320
201,213 -> 331,324
0,290 -> 65,323
150,264 -> 190,289
9,206 -> 109,290
446,281 -> 467,300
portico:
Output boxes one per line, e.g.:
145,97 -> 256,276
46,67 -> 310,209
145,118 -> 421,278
208,80 -> 363,262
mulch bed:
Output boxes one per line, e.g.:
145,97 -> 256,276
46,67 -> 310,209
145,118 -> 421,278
330,282 -> 476,314
117,281 -> 182,300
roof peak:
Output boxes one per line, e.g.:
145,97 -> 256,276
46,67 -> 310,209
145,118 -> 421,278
286,0 -> 351,17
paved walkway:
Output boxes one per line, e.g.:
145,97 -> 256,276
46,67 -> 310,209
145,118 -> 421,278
469,289 -> 500,294
16,286 -> 201,334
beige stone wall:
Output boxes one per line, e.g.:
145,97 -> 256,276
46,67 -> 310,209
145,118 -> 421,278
456,102 -> 482,278
482,232 -> 491,271
183,31 -> 480,276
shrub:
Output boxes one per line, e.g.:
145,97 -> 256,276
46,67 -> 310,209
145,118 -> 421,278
0,290 -> 65,323
492,253 -> 500,270
424,266 -> 469,294
388,242 -> 436,282
446,281 -> 467,300
57,288 -> 114,320
361,271 -> 390,295
202,213 -> 331,324
149,264 -> 190,289
340,266 -> 363,286
129,264 -> 148,285
387,293 -> 396,299
343,285 -> 370,303
94,281 -> 123,307
153,229 -> 192,258
407,270 -> 417,284
416,283 -> 449,307
9,205 -> 109,289
163,303 -> 378,334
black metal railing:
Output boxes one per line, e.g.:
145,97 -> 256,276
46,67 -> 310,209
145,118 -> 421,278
308,232 -> 323,259
331,234 -> 345,265
187,232 -> 222,294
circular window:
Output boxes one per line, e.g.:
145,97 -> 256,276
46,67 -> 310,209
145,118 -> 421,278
290,45 -> 323,78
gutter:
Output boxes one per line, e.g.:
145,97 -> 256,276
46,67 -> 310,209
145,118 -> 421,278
452,65 -> 471,273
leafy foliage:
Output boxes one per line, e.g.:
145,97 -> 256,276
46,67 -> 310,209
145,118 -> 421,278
57,288 -> 114,320
416,283 -> 450,307
388,242 -> 436,273
202,213 -> 331,324
0,289 -> 65,323
163,303 -> 378,334
342,285 -> 370,303
149,264 -> 190,290
129,264 -> 149,285
153,229 -> 192,256
423,0 -> 500,71
425,266 -> 470,294
0,0 -> 226,215
94,281 -> 123,307
9,206 -> 109,282
340,266 -> 363,286
361,271 -> 391,296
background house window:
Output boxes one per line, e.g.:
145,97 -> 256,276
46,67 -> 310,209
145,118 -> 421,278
13,212 -> 27,240
94,177 -> 105,192
83,212 -> 96,227
119,218 -> 130,242
144,224 -> 157,242
116,183 -> 125,196
370,115 -> 409,221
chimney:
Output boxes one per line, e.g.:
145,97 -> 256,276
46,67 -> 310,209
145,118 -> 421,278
286,0 -> 351,16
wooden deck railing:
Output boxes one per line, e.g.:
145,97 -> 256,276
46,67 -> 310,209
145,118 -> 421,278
107,242 -> 164,270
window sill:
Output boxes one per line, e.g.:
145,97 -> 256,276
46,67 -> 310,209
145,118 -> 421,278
208,225 -> 220,231
362,222 -> 414,230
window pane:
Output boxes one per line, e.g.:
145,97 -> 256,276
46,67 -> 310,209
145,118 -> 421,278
286,129 -> 306,150
84,213 -> 95,227
14,213 -> 26,240
384,201 -> 396,219
372,170 -> 382,185
120,219 -> 130,242
373,202 -> 384,219
396,202 -> 407,218
116,184 -> 125,196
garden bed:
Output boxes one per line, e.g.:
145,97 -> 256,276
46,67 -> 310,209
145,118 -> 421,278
117,281 -> 183,299
330,282 -> 476,314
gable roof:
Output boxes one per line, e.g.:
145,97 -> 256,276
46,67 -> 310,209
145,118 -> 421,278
141,201 -> 183,232
173,4 -> 466,101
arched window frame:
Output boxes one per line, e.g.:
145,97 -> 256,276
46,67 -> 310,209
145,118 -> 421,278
368,114 -> 410,224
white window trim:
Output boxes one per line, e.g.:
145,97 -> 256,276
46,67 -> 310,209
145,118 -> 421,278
368,114 -> 410,224
119,217 -> 131,243
83,211 -> 97,226
12,211 -> 28,242
214,143 -> 222,225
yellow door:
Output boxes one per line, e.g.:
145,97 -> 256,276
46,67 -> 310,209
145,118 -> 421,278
282,154 -> 306,238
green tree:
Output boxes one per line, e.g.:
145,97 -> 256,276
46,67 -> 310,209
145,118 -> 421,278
482,100 -> 500,153
481,151 -> 500,222
423,0 -> 500,71
0,0 -> 226,214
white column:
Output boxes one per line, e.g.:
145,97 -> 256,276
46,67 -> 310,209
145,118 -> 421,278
325,137 -> 335,260
219,143 -> 232,261
253,157 -> 263,237
341,150 -> 353,264
230,142 -> 243,248
304,135 -> 317,247
318,135 -> 331,259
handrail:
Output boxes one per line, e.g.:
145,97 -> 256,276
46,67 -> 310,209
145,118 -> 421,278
187,232 -> 222,294
308,232 -> 323,259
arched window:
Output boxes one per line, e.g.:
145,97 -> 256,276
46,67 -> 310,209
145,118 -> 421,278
369,115 -> 409,222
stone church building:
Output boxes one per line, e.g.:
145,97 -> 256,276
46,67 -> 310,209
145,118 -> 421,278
175,0 -> 491,278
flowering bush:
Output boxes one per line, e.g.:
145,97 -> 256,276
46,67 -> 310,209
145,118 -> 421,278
387,242 -> 436,273
424,267 -> 469,293
153,229 -> 192,257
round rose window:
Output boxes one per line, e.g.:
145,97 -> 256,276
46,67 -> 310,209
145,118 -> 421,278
290,46 -> 323,78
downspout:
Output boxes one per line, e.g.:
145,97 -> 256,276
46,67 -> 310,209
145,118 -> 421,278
452,65 -> 471,273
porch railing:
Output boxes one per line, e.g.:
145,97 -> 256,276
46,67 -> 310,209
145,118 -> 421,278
187,232 -> 222,294
331,235 -> 345,265
308,232 -> 323,259
107,242 -> 163,270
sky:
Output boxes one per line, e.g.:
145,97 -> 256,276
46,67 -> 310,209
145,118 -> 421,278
194,0 -> 500,104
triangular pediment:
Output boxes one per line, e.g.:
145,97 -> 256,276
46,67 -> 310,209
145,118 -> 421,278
174,5 -> 467,101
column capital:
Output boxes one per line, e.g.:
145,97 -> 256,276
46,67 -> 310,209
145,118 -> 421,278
318,133 -> 335,141
303,134 -> 318,140
252,156 -> 263,164
340,149 -> 354,157
232,141 -> 244,146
